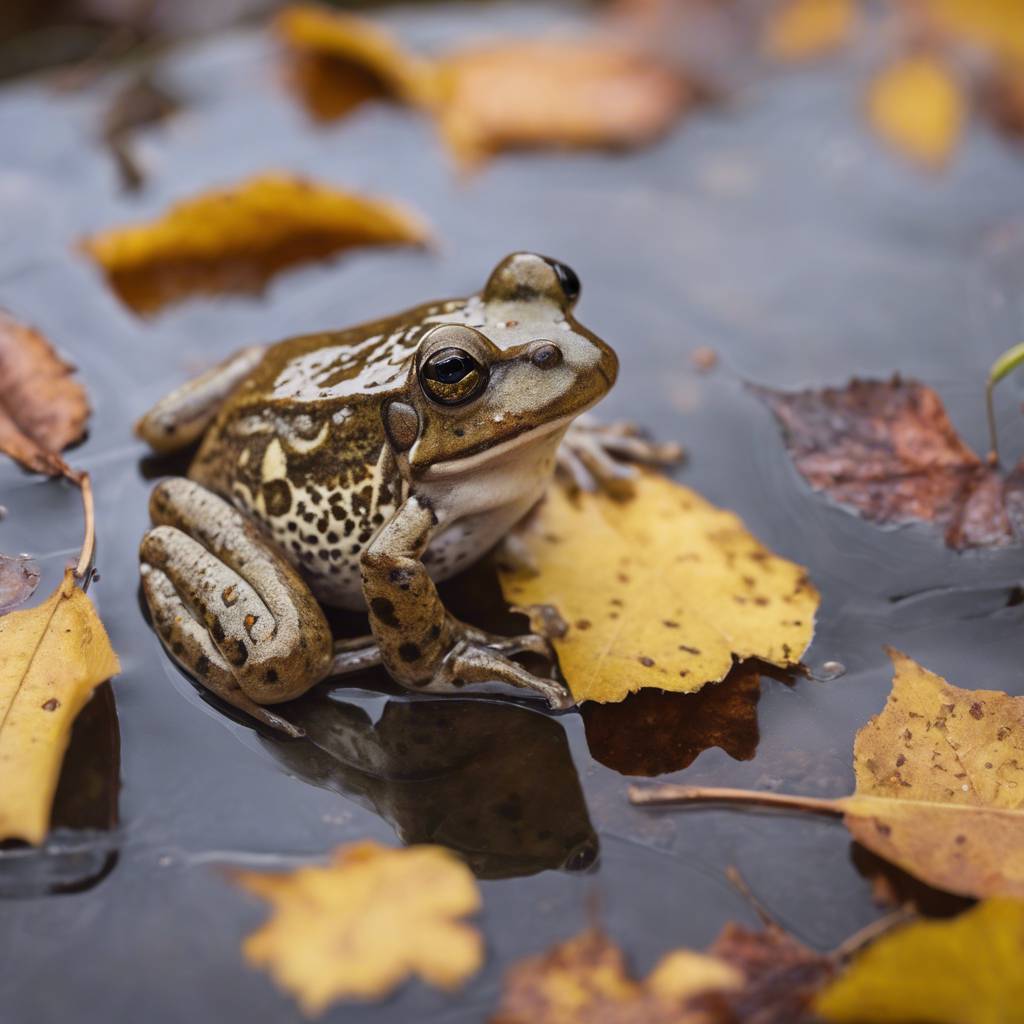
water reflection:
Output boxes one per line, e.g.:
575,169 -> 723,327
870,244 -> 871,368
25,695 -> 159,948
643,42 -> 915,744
265,689 -> 598,879
0,683 -> 120,899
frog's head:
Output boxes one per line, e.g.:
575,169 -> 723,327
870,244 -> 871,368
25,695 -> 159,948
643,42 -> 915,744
384,253 -> 618,477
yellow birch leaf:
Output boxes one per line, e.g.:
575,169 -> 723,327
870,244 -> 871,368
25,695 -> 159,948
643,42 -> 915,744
816,900 -> 1024,1023
235,841 -> 483,1016
923,0 -> 1024,66
0,570 -> 120,845
763,0 -> 857,63
80,172 -> 430,315
498,473 -> 817,704
867,54 -> 965,169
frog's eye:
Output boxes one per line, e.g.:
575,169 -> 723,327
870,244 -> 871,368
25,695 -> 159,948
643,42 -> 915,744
420,347 -> 487,405
544,258 -> 580,305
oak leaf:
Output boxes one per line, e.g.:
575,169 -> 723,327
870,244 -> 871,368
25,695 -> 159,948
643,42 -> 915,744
81,173 -> 430,315
497,473 -> 817,704
0,570 -> 120,844
755,377 -> 1024,549
762,0 -> 857,63
0,311 -> 89,475
235,841 -> 483,1015
490,927 -> 742,1024
0,553 -> 40,614
866,54 -> 965,168
816,900 -> 1024,1023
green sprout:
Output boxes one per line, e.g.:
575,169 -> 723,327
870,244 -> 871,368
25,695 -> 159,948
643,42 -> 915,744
986,341 -> 1024,465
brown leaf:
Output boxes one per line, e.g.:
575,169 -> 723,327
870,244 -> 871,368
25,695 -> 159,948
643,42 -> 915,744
754,376 -> 1024,549
0,311 -> 89,476
0,553 -> 40,614
80,172 -> 430,315
762,0 -> 857,63
436,40 -> 691,168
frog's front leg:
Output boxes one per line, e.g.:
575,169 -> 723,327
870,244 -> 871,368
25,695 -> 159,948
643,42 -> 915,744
140,478 -> 336,735
362,496 -> 573,709
557,413 -> 684,497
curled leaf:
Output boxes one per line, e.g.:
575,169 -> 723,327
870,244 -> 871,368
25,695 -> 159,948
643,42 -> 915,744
498,473 -> 817,704
0,571 -> 121,845
235,841 -> 482,1015
0,553 -> 40,614
81,173 -> 430,315
763,0 -> 857,63
0,311 -> 89,475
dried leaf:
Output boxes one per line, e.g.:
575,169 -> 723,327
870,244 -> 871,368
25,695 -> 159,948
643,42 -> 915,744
490,927 -> 742,1024
81,173 -> 430,315
816,900 -> 1024,1023
866,54 -> 965,168
436,40 -> 690,168
498,473 -> 817,704
0,311 -> 89,475
755,377 -> 1024,549
763,0 -> 857,63
0,553 -> 40,614
235,841 -> 483,1015
0,570 -> 120,844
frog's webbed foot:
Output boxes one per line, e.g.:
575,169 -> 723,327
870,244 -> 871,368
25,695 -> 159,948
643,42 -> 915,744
557,414 -> 684,498
140,478 -> 333,736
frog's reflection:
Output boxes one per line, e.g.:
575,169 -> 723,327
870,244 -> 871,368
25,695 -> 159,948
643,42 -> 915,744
262,689 -> 599,879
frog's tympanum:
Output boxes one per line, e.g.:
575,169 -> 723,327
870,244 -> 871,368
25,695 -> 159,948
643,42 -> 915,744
137,253 -> 678,732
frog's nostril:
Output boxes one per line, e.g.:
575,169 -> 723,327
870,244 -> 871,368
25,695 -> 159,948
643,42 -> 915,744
530,342 -> 563,370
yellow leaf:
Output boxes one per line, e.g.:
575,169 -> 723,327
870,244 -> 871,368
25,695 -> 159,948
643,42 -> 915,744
0,570 -> 120,845
923,0 -> 1024,66
491,927 -> 741,1024
867,54 -> 965,169
274,4 -> 442,108
435,40 -> 690,168
763,0 -> 857,63
81,172 -> 430,315
498,473 -> 817,704
816,900 -> 1024,1023
235,841 -> 483,1015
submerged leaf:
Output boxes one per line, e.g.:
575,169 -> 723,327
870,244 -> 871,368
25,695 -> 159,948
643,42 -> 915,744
816,900 -> 1024,1023
235,841 -> 482,1015
0,553 -> 40,614
763,0 -> 857,63
81,173 -> 430,315
0,311 -> 90,475
498,473 -> 817,704
0,571 -> 120,844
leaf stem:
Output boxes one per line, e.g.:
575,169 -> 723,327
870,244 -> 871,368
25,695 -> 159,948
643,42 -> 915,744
986,340 -> 1024,465
60,467 -> 95,581
628,783 -> 844,817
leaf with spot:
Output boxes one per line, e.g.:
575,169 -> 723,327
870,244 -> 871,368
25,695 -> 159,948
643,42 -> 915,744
0,570 -> 121,844
633,650 -> 1024,900
498,472 -> 818,704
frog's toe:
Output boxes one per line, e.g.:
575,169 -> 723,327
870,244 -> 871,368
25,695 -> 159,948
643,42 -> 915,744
435,640 -> 574,709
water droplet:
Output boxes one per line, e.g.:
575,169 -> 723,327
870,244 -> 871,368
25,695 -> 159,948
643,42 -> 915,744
815,660 -> 846,681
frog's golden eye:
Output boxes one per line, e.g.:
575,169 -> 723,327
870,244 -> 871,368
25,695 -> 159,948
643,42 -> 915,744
420,347 -> 487,405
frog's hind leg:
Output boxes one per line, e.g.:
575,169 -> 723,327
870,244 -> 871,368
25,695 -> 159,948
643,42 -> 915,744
135,345 -> 266,454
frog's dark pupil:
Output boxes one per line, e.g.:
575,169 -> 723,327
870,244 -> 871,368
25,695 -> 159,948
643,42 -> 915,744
546,259 -> 580,302
429,353 -> 473,383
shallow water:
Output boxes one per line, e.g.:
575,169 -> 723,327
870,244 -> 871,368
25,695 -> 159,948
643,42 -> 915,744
2,4 -> 1024,1020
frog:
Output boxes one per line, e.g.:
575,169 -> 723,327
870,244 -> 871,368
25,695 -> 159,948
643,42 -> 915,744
137,253 -> 680,735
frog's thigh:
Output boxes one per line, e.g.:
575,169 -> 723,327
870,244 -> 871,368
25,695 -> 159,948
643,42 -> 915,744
141,478 -> 332,707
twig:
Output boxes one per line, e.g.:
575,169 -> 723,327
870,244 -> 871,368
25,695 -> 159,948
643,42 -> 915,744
831,907 -> 918,964
724,865 -> 780,930
59,465 -> 95,581
628,783 -> 845,817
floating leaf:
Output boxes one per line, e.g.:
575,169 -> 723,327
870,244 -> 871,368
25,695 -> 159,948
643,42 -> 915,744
498,472 -> 817,704
763,0 -> 857,63
633,650 -> 1024,900
866,54 -> 965,168
0,570 -> 120,845
490,927 -> 742,1024
235,841 -> 482,1015
81,173 -> 430,315
436,40 -> 691,168
816,900 -> 1024,1023
0,310 -> 89,476
0,553 -> 40,614
755,377 -> 1024,549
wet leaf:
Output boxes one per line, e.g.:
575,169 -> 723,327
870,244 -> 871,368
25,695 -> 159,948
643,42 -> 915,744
436,40 -> 691,168
498,472 -> 817,704
763,0 -> 857,63
816,900 -> 1024,1023
235,841 -> 483,1015
80,172 -> 430,315
755,377 -> 1024,549
0,310 -> 90,476
866,54 -> 965,169
490,927 -> 742,1024
0,553 -> 40,614
0,570 -> 121,845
